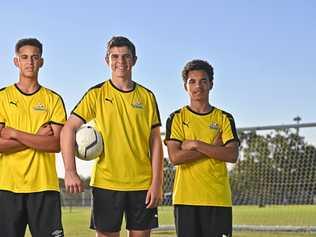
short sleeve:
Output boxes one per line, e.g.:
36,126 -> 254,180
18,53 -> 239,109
0,90 -> 6,124
50,96 -> 67,125
164,110 -> 184,144
71,89 -> 97,123
150,92 -> 161,128
222,112 -> 240,146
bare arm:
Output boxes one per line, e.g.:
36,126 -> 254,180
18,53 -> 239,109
0,124 -> 27,153
167,133 -> 239,165
1,124 -> 62,153
60,114 -> 84,193
187,140 -> 239,163
146,126 -> 164,208
166,140 -> 205,165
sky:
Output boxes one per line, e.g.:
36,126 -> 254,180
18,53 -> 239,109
1,0 -> 315,177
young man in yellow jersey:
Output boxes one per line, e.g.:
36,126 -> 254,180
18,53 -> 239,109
61,36 -> 163,237
165,59 -> 239,237
0,38 -> 66,237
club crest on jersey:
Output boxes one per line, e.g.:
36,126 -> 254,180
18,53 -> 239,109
209,123 -> 219,130
132,101 -> 144,109
33,103 -> 47,111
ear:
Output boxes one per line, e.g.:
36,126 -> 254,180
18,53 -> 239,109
184,82 -> 188,91
209,80 -> 213,90
13,57 -> 19,67
39,58 -> 44,68
132,56 -> 138,66
105,56 -> 109,65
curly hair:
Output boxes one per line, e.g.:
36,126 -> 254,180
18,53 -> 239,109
15,38 -> 43,56
182,59 -> 214,83
106,36 -> 136,61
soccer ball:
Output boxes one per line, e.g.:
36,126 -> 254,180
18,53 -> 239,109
75,125 -> 103,161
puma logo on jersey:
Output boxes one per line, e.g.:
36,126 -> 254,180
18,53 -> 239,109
182,121 -> 189,127
9,101 -> 17,107
105,98 -> 113,103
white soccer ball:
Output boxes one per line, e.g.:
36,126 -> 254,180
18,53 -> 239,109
75,125 -> 103,161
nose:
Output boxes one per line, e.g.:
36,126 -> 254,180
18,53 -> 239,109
196,81 -> 203,88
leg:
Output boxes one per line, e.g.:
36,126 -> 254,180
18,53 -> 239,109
90,188 -> 125,235
0,190 -> 27,237
26,191 -> 64,237
128,229 -> 151,237
96,230 -> 120,237
125,190 -> 158,235
174,205 -> 200,237
199,206 -> 232,237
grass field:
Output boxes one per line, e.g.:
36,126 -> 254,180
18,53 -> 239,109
25,205 -> 316,237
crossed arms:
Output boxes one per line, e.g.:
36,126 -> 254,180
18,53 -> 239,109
0,123 -> 62,153
166,134 -> 239,165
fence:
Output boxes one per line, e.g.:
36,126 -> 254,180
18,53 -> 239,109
60,122 -> 316,233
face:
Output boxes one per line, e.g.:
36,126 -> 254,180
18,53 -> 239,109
106,46 -> 136,79
14,45 -> 43,79
185,70 -> 213,102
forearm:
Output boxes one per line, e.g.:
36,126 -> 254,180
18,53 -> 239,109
169,149 -> 204,165
15,131 -> 60,153
196,141 -> 238,163
0,138 -> 27,153
151,144 -> 163,187
149,128 -> 164,186
60,124 -> 78,174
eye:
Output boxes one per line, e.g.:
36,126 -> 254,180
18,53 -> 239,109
110,54 -> 119,60
124,54 -> 132,60
187,79 -> 195,84
32,55 -> 40,61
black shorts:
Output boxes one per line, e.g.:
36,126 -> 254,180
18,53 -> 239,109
0,190 -> 64,237
90,187 -> 158,232
174,205 -> 232,237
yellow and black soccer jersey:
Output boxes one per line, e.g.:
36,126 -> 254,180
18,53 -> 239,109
165,105 -> 239,207
72,80 -> 161,191
0,84 -> 66,193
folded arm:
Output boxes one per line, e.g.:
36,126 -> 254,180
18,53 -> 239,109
0,124 -> 27,153
166,134 -> 239,165
0,123 -> 62,153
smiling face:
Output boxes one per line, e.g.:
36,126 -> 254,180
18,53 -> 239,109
185,70 -> 213,102
106,46 -> 136,80
14,45 -> 43,79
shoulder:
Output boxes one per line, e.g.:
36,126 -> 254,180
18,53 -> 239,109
135,83 -> 156,97
88,81 -> 105,91
41,87 -> 65,106
80,81 -> 106,99
166,108 -> 183,123
0,85 -> 13,97
0,86 -> 7,95
44,87 -> 63,99
212,107 -> 235,119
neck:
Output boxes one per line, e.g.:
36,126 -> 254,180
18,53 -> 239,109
189,101 -> 212,114
111,77 -> 134,91
16,79 -> 40,94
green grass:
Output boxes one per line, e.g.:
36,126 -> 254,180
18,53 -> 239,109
233,205 -> 316,226
25,205 -> 316,236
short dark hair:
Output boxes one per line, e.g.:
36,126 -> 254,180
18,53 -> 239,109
182,59 -> 214,83
15,38 -> 43,56
106,36 -> 136,60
